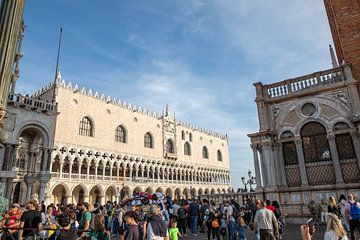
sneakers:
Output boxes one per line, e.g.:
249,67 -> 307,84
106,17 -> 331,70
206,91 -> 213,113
192,233 -> 198,236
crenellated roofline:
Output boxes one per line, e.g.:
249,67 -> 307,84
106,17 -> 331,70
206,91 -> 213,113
31,76 -> 229,141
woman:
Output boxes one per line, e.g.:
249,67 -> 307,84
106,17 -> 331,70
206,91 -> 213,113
89,214 -> 110,240
124,211 -> 139,240
300,213 -> 348,240
338,194 -> 350,232
328,197 -> 341,219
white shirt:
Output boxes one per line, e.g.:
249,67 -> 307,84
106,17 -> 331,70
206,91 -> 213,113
254,208 -> 277,230
226,205 -> 235,222
324,230 -> 348,240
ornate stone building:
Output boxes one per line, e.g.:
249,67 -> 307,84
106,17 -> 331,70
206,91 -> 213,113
1,73 -> 231,205
248,0 -> 360,222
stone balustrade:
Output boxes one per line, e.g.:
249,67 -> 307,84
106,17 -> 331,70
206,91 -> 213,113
263,65 -> 347,99
8,93 -> 57,112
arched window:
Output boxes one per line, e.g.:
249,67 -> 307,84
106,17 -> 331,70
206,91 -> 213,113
79,116 -> 93,136
144,132 -> 153,148
301,122 -> 335,185
166,139 -> 175,154
184,142 -> 191,156
333,122 -> 360,183
217,150 -> 222,161
301,122 -> 331,162
202,146 -> 209,159
181,131 -> 185,140
115,125 -> 127,143
189,133 -> 192,142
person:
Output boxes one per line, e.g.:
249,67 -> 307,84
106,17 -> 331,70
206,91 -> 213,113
168,220 -> 181,240
189,200 -> 199,236
200,199 -> 210,233
345,193 -> 360,240
253,201 -> 278,240
68,210 -> 79,229
328,197 -> 341,219
220,213 -> 228,240
176,202 -> 187,237
211,209 -> 221,240
88,214 -> 110,240
18,199 -> 42,240
2,203 -> 22,240
319,199 -> 328,225
271,201 -> 283,239
49,213 -> 78,240
308,200 -> 318,223
40,205 -> 56,239
338,194 -> 350,232
79,202 -> 92,238
225,201 -> 236,240
236,216 -> 247,240
124,211 -> 139,240
146,204 -> 168,240
300,212 -> 349,240
206,207 -> 215,240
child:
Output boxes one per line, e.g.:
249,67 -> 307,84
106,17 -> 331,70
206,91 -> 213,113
220,213 -> 228,240
168,220 -> 181,240
236,216 -> 247,240
211,210 -> 221,240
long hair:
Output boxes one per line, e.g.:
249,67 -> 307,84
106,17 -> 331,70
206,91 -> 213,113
94,214 -> 105,231
328,196 -> 337,208
326,213 -> 346,237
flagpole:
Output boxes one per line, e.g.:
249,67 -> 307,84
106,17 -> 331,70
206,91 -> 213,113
54,27 -> 63,82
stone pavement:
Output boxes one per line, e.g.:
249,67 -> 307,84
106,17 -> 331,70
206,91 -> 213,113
111,224 -> 328,240
178,224 -> 327,240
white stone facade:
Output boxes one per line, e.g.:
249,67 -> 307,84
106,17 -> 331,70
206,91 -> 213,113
248,64 -> 360,222
4,76 -> 231,205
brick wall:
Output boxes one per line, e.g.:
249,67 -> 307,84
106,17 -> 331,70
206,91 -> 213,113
324,0 -> 360,93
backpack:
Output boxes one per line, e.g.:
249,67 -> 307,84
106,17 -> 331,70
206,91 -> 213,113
204,208 -> 210,221
231,205 -> 240,219
349,201 -> 360,219
178,207 -> 186,219
138,224 -> 144,240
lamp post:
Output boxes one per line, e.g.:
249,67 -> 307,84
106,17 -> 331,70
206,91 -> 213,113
241,170 -> 256,193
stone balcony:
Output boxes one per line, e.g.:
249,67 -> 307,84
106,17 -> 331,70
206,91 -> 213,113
50,172 -> 230,185
8,93 -> 57,113
255,64 -> 354,102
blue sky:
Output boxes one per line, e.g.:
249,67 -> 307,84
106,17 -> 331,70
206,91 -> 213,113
18,0 -> 334,189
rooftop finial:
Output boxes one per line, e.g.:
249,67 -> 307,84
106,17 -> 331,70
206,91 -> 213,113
329,44 -> 339,68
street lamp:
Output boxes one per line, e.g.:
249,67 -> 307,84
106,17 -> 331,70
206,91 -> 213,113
241,170 -> 256,193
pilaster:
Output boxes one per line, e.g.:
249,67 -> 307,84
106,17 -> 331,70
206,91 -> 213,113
327,134 -> 344,184
294,139 -> 309,186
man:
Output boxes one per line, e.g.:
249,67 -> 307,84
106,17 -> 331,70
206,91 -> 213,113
189,199 -> 200,236
79,202 -> 92,237
49,213 -> 78,240
253,201 -> 278,240
18,199 -> 42,240
225,201 -> 236,240
40,206 -> 56,239
199,199 -> 210,233
345,193 -> 360,240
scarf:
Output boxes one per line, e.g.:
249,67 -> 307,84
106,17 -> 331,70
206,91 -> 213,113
148,215 -> 167,237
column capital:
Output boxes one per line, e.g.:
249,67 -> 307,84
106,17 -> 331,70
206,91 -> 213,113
294,139 -> 303,146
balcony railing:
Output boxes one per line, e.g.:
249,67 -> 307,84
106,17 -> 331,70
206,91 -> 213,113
8,93 -> 57,112
262,65 -> 348,99
50,172 -> 230,185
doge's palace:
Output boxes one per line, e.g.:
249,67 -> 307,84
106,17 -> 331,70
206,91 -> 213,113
3,73 -> 231,205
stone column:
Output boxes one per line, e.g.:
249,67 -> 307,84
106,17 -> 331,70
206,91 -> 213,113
258,146 -> 268,187
350,132 -> 360,170
24,175 -> 36,201
95,164 -> 98,180
86,165 -> 90,179
294,139 -> 309,186
65,195 -> 72,204
39,181 -> 46,203
251,144 -> 262,187
117,166 -> 120,180
276,143 -> 288,186
100,195 -> 105,205
327,135 -> 344,184
78,163 -> 81,180
40,148 -> 49,172
46,149 -> 53,172
69,161 -> 73,179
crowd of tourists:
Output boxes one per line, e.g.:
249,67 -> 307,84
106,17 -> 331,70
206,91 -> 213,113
0,192 -> 359,240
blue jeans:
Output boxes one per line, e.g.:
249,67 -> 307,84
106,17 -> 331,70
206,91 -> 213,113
255,225 -> 260,240
190,216 -> 198,234
228,220 -> 236,240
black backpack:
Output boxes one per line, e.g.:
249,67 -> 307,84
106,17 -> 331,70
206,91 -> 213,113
232,205 -> 240,219
178,207 -> 186,219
